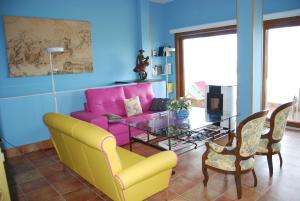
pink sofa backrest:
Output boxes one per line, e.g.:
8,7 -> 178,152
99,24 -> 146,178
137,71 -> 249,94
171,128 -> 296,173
123,83 -> 154,112
85,86 -> 126,116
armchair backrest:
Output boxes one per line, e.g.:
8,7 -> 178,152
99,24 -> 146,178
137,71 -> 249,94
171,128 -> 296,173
237,111 -> 268,158
43,113 -> 123,201
269,101 -> 293,141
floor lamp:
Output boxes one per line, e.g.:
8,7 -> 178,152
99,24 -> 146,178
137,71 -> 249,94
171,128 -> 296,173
47,47 -> 64,113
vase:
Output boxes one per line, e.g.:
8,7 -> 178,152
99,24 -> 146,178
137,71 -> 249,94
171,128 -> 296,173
175,109 -> 189,119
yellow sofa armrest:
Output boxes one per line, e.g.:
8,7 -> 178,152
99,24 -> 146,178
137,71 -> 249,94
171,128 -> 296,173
115,151 -> 177,189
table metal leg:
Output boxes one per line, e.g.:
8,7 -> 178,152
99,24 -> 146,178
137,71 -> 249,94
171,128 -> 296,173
168,138 -> 171,150
228,117 -> 232,141
128,126 -> 132,151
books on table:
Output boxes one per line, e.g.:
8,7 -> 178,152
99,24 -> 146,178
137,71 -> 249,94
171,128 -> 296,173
134,133 -> 156,141
204,125 -> 223,132
158,139 -> 188,151
104,114 -> 123,123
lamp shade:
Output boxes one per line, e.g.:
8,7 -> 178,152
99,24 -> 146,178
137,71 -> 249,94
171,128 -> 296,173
47,47 -> 64,53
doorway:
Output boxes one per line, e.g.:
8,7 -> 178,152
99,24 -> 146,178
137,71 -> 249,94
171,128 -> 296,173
263,16 -> 300,127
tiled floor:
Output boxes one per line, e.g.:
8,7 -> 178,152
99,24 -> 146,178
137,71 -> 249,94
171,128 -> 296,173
4,129 -> 300,201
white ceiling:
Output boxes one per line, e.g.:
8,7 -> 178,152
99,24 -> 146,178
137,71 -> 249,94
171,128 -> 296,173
149,0 -> 174,4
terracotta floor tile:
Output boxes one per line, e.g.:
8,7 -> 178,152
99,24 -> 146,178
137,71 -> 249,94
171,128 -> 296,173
214,194 -> 235,201
45,195 -> 66,201
261,182 -> 300,201
181,183 -> 221,201
12,194 -> 27,201
63,187 -> 98,201
170,195 -> 189,201
6,160 -> 34,175
30,157 -> 57,168
5,155 -> 29,166
45,171 -> 74,183
13,169 -> 43,185
25,151 -> 48,161
169,175 -> 200,195
241,172 -> 273,194
9,185 -> 25,201
25,185 -> 59,201
87,197 -> 106,201
43,148 -> 57,156
222,185 -> 262,201
53,176 -> 85,195
206,174 -> 235,194
20,177 -> 49,193
148,189 -> 179,201
257,194 -> 283,201
88,186 -> 113,201
38,162 -> 64,175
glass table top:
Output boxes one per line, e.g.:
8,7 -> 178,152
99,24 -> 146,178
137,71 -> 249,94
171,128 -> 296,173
123,107 -> 237,138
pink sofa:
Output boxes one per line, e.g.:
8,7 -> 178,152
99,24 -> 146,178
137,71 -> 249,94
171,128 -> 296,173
71,83 -> 156,145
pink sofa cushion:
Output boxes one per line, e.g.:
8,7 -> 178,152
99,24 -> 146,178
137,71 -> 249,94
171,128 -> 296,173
123,83 -> 154,112
85,86 -> 126,116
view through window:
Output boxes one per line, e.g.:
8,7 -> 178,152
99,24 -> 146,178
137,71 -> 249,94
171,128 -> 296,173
265,25 -> 300,123
183,33 -> 237,107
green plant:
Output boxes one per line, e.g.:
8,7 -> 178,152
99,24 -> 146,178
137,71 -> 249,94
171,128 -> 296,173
167,98 -> 191,112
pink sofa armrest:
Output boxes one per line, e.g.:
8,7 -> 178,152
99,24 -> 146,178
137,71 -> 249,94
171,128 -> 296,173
70,111 -> 108,130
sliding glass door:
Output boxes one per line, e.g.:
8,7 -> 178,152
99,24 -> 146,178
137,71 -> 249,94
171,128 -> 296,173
263,17 -> 300,126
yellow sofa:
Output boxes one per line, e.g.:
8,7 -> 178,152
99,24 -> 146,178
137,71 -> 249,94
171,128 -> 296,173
43,113 -> 177,201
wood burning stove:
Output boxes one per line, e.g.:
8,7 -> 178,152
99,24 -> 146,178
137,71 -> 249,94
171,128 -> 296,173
207,85 -> 223,115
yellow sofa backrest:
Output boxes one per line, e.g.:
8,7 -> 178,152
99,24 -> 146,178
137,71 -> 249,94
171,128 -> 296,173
43,112 -> 123,201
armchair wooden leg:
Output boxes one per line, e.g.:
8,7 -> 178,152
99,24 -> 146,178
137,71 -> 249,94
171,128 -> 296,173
202,165 -> 209,186
252,169 -> 257,187
234,174 -> 242,199
267,154 -> 273,177
278,152 -> 283,168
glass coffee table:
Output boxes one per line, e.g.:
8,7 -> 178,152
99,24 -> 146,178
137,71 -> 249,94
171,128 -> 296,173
123,107 -> 237,154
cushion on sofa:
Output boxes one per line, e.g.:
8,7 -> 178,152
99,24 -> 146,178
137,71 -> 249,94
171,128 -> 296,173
149,98 -> 170,111
85,86 -> 126,116
123,83 -> 154,112
124,96 -> 143,117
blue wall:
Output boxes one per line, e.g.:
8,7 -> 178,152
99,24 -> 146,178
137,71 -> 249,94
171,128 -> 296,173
0,0 -> 141,97
0,0 -> 143,148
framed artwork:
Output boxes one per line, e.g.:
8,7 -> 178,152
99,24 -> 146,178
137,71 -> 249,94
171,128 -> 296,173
4,16 -> 93,77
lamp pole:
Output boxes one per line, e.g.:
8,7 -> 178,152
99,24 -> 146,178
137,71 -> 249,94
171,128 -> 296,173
47,47 -> 64,113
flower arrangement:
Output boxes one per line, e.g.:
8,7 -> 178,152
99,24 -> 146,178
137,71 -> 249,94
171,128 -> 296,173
167,98 -> 192,112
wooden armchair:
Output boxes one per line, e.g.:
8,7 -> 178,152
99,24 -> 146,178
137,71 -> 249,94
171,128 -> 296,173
202,110 -> 268,199
256,101 -> 294,177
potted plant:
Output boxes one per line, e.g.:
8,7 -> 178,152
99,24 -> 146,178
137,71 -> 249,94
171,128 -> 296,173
168,98 -> 192,119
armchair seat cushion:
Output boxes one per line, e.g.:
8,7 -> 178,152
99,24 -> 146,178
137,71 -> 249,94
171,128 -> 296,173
205,150 -> 254,171
256,139 -> 281,154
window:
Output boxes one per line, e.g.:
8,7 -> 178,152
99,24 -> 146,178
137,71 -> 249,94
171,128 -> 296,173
263,16 -> 300,126
175,26 -> 237,108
